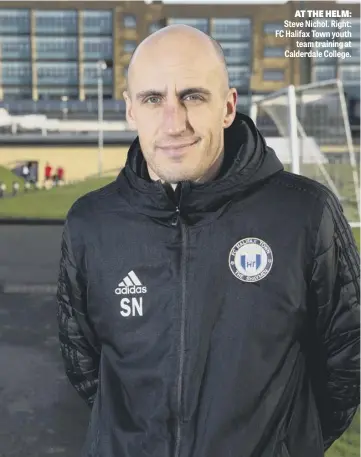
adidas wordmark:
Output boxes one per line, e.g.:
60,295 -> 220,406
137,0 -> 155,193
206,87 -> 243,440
115,271 -> 147,295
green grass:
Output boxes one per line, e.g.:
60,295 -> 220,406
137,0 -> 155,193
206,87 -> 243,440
0,165 -> 25,190
0,176 -> 115,219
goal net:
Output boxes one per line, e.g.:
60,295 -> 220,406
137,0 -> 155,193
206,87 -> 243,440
250,79 -> 360,227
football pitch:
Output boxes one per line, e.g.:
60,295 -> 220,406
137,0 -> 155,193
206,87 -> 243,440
0,164 -> 359,222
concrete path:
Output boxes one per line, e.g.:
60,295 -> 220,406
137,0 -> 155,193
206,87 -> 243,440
0,224 -> 90,456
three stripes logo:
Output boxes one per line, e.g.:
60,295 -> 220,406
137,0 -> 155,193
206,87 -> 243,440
114,270 -> 147,295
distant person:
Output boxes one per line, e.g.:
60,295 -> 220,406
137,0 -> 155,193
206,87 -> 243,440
21,163 -> 30,181
44,162 -> 52,184
57,25 -> 360,457
28,162 -> 37,185
0,181 -> 6,198
12,181 -> 19,197
56,166 -> 65,185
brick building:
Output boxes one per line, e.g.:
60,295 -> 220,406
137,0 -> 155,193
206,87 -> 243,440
0,1 -> 359,121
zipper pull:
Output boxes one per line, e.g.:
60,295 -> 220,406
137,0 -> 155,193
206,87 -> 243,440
171,207 -> 180,226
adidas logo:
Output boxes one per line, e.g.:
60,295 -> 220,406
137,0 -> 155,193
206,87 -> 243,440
114,271 -> 147,295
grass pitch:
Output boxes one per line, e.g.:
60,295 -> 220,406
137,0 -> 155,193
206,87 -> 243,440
0,175 -> 114,219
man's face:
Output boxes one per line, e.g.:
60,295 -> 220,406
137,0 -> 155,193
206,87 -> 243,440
124,37 -> 237,184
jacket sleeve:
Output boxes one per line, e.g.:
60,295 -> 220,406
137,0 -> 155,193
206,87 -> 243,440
57,217 -> 101,408
306,195 -> 360,451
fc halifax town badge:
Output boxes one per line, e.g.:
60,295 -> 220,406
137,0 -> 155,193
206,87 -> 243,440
229,238 -> 273,283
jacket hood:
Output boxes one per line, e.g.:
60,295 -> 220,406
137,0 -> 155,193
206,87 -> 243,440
116,112 -> 283,226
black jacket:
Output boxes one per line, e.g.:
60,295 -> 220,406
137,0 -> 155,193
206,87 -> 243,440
57,113 -> 360,457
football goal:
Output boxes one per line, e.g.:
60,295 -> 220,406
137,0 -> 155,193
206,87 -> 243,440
250,79 -> 360,228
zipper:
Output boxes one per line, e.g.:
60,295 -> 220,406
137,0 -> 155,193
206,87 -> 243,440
173,211 -> 188,457
159,180 -> 187,457
171,206 -> 180,226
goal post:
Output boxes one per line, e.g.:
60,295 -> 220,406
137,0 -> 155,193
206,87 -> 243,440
250,79 -> 360,227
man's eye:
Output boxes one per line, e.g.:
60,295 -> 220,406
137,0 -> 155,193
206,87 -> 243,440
184,94 -> 203,102
145,97 -> 161,104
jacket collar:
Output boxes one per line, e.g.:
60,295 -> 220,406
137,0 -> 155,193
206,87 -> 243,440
116,113 -> 283,226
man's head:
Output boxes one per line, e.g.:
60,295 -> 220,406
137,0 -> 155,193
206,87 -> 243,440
123,25 -> 238,184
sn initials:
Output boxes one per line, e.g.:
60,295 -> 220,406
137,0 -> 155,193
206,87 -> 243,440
120,297 -> 143,317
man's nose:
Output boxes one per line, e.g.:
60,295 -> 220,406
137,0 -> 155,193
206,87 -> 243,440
162,102 -> 187,136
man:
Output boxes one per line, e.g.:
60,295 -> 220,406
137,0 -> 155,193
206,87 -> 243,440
57,25 -> 360,457
21,162 -> 30,182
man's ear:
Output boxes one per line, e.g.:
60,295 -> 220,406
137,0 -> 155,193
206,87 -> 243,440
123,91 -> 137,131
223,88 -> 237,129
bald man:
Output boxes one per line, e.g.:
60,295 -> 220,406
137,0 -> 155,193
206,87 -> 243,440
57,25 -> 360,457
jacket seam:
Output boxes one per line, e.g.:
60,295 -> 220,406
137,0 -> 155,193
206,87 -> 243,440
325,193 -> 360,270
272,173 -> 328,283
271,172 -> 329,202
311,203 -> 330,265
83,182 -> 118,201
324,200 -> 360,304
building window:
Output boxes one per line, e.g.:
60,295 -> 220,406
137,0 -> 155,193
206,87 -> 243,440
348,41 -> 360,62
0,9 -> 30,34
35,10 -> 77,35
220,42 -> 250,65
37,86 -> 79,99
36,62 -> 78,85
83,10 -> 113,35
228,65 -> 250,88
83,37 -> 113,61
36,37 -> 78,60
338,65 -> 360,84
264,47 -> 285,58
149,21 -> 163,34
84,85 -> 113,99
263,23 -> 283,34
312,65 -> 336,82
211,18 -> 251,40
83,62 -> 113,85
0,36 -> 31,59
263,69 -> 285,81
167,18 -> 208,33
124,40 -> 137,54
3,86 -> 32,99
124,14 -> 136,29
1,62 -> 31,84
349,18 -> 360,39
237,94 -> 252,113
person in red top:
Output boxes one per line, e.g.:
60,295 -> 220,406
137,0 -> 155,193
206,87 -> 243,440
44,162 -> 52,183
57,166 -> 65,183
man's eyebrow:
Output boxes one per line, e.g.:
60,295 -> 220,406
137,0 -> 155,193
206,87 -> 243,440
136,90 -> 163,100
135,87 -> 212,100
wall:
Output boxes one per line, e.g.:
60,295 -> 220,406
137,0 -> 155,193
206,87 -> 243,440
0,1 -> 359,100
0,145 -> 129,182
